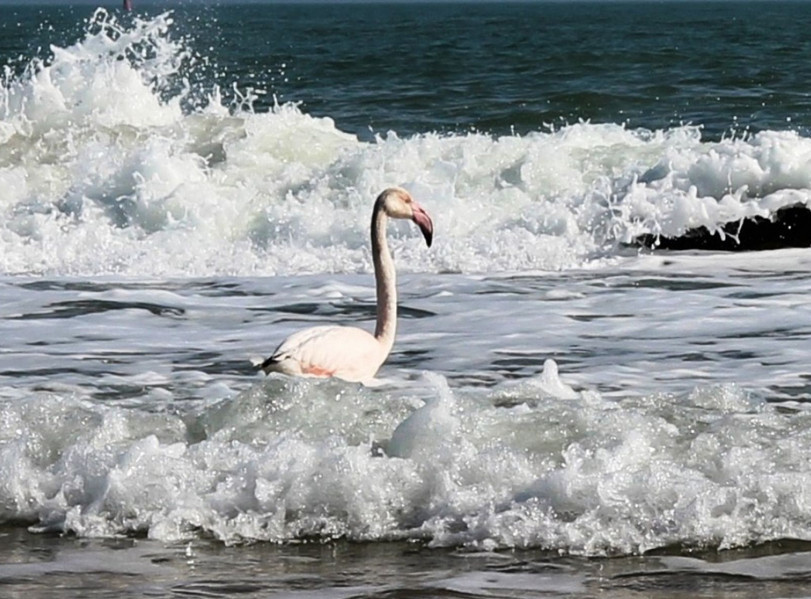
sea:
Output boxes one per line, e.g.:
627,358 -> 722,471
1,0 -> 811,597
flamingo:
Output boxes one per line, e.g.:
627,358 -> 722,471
260,187 -> 434,383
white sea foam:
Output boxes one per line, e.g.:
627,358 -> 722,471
1,371 -> 810,554
3,11 -> 811,277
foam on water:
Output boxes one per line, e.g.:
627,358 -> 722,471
3,8 -> 811,562
3,11 -> 811,277
1,367 -> 809,555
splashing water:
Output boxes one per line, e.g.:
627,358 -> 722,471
1,11 -> 811,277
1,368 -> 809,554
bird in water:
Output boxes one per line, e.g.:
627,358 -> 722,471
260,187 -> 434,384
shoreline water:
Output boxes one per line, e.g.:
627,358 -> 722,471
2,527 -> 811,598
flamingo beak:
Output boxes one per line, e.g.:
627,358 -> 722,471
411,202 -> 434,247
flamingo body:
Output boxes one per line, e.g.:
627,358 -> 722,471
261,325 -> 386,382
261,187 -> 433,384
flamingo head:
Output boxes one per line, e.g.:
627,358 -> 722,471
378,187 -> 434,247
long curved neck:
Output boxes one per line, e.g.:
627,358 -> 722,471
371,201 -> 397,353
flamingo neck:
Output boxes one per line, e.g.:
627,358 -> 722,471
371,202 -> 396,353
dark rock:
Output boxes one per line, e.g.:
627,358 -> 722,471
633,204 -> 811,251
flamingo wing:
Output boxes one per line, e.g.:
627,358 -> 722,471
261,325 -> 385,383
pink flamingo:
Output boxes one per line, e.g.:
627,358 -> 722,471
260,187 -> 434,383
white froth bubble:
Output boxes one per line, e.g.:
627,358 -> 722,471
387,374 -> 460,459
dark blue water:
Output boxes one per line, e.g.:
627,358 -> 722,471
3,1 -> 811,141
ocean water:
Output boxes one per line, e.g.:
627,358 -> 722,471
1,1 -> 811,597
